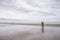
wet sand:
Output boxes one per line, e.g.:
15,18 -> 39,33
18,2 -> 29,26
0,25 -> 60,40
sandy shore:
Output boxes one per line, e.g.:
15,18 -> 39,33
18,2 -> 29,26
0,25 -> 60,40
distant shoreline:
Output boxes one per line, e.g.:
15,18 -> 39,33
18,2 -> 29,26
0,22 -> 60,27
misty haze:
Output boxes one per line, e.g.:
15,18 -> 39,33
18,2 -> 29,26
0,0 -> 60,40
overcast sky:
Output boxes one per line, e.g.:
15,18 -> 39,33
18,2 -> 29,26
0,0 -> 60,23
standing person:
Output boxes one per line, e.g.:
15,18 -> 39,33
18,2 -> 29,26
41,22 -> 44,32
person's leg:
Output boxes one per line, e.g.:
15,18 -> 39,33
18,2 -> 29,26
42,26 -> 44,32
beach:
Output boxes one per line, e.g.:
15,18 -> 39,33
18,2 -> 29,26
0,25 -> 60,40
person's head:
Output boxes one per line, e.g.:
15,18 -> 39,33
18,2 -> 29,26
41,22 -> 44,23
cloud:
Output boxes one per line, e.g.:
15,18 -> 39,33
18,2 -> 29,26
0,0 -> 60,23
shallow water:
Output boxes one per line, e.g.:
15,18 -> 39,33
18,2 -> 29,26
0,24 -> 60,40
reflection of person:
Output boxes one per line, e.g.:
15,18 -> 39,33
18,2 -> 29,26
41,22 -> 44,32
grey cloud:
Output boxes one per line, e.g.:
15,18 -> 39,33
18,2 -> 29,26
38,12 -> 56,16
51,1 -> 60,9
24,0 -> 40,7
53,0 -> 60,2
0,0 -> 16,10
0,0 -> 30,13
24,0 -> 52,8
0,0 -> 60,23
23,0 -> 60,16
17,8 -> 31,13
0,0 -> 15,7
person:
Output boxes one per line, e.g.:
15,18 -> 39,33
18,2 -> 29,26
41,22 -> 44,32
